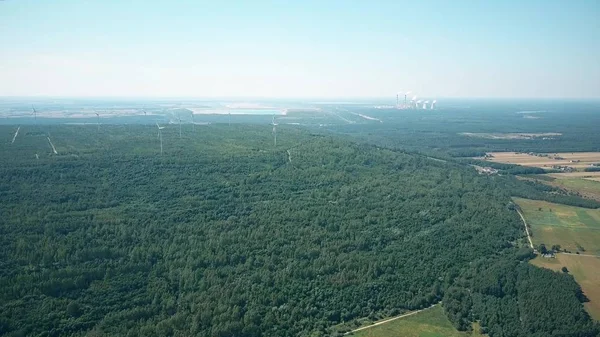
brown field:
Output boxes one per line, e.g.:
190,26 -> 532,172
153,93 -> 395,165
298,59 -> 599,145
480,152 -> 600,170
547,172 -> 600,179
531,254 -> 600,320
460,132 -> 560,140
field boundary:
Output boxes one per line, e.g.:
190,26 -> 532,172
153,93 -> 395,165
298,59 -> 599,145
345,304 -> 438,335
562,252 -> 600,258
516,209 -> 534,250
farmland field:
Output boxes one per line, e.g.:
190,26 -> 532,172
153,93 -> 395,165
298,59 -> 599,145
547,172 -> 600,179
513,198 -> 600,254
547,178 -> 600,200
349,305 -> 484,337
459,132 -> 561,140
531,254 -> 600,320
525,175 -> 600,201
480,152 -> 600,170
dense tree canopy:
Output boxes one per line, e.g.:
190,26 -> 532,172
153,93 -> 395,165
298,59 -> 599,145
0,125 -> 597,336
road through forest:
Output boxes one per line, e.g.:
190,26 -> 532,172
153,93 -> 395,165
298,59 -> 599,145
516,209 -> 534,249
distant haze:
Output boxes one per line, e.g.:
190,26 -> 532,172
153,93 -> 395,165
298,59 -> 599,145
1,0 -> 599,99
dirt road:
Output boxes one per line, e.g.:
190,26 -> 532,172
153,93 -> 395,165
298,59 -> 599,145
11,126 -> 20,144
47,137 -> 58,154
345,304 -> 437,335
516,209 -> 534,250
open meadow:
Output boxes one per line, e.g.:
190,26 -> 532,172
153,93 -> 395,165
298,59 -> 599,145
531,255 -> 600,320
513,198 -> 600,254
481,152 -> 600,170
349,305 -> 484,337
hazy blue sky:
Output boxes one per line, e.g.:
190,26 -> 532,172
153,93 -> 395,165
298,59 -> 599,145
1,0 -> 599,98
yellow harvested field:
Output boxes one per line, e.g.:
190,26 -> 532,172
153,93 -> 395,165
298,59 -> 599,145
460,132 -> 561,139
548,172 -> 600,179
480,152 -> 600,170
531,254 -> 600,320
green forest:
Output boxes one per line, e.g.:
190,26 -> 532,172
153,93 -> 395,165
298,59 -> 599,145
0,124 -> 598,336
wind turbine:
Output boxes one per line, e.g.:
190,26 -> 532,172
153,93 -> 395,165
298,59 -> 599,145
31,106 -> 37,125
95,111 -> 100,132
156,122 -> 165,155
271,115 -> 278,147
178,115 -> 182,139
190,111 -> 195,131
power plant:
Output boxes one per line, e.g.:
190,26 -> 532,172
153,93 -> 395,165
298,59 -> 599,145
395,91 -> 437,110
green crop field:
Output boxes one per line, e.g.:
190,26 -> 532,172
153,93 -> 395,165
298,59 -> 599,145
349,305 -> 484,337
514,197 -> 600,254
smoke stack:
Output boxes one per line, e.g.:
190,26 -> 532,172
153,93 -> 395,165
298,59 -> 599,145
423,100 -> 429,109
431,100 -> 437,109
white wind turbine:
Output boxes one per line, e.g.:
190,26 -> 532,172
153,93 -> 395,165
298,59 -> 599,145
32,106 -> 37,125
178,115 -> 182,139
271,115 -> 278,147
156,122 -> 165,155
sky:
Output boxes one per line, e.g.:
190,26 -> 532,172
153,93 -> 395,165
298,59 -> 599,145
0,0 -> 599,99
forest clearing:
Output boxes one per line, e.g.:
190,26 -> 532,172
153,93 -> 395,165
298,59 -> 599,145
349,305 -> 484,337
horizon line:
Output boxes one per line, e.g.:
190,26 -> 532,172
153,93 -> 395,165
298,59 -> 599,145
1,96 -> 599,101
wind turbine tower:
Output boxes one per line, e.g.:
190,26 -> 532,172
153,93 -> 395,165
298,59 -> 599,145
271,115 -> 278,147
156,123 -> 165,155
95,112 -> 100,132
32,106 -> 37,125
178,115 -> 182,139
